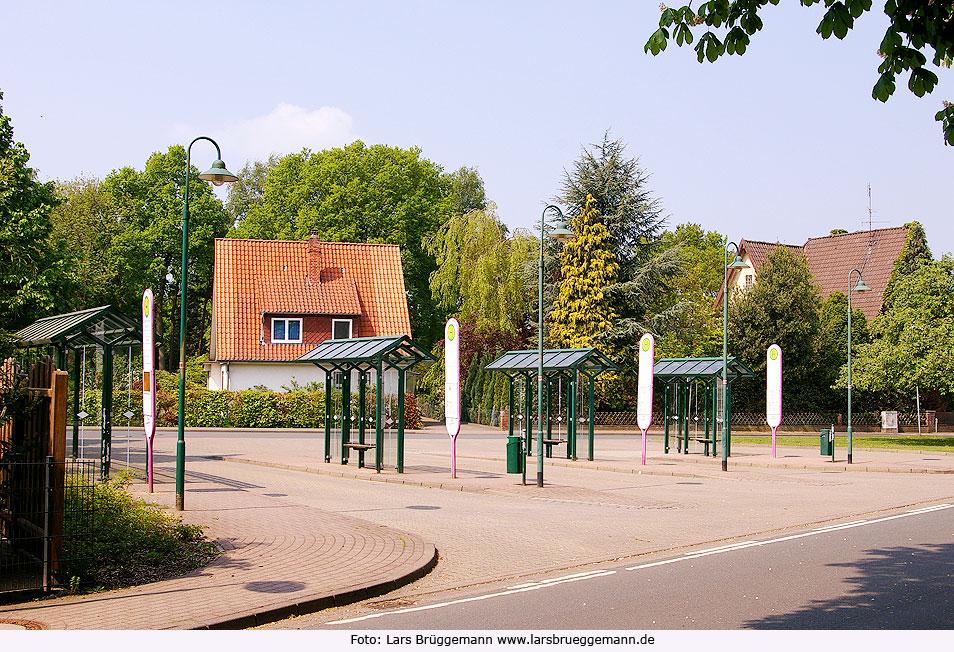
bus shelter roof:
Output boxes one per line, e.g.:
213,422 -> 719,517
654,356 -> 755,382
296,335 -> 434,372
15,305 -> 142,349
486,348 -> 618,378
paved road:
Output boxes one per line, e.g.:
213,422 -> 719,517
305,503 -> 954,630
67,425 -> 954,630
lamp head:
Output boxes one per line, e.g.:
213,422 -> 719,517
851,278 -> 871,293
727,254 -> 749,270
549,219 -> 573,243
199,159 -> 239,186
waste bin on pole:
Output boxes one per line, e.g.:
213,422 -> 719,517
506,436 -> 524,474
820,428 -> 832,456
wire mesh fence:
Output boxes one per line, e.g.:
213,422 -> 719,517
0,458 -> 94,597
589,411 -> 931,429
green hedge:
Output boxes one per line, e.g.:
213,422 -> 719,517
74,380 -> 422,430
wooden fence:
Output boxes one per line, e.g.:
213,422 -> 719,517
1,356 -> 69,593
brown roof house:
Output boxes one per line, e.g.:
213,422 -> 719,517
717,226 -> 911,320
207,236 -> 412,391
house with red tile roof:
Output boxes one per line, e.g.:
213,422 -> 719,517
716,226 -> 911,321
206,236 -> 412,391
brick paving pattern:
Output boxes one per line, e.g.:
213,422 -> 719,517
0,473 -> 435,629
2,422 -> 952,630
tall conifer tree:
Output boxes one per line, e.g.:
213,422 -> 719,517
550,195 -> 619,349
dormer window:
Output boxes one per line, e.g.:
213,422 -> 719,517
332,318 -> 352,340
272,317 -> 302,343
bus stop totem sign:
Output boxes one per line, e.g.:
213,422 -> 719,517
766,344 -> 782,458
445,318 -> 461,478
637,333 -> 655,465
142,289 -> 157,492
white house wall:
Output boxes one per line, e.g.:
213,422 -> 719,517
206,361 -> 407,394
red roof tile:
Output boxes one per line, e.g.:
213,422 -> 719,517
739,239 -> 804,272
803,227 -> 908,321
716,239 -> 803,307
716,227 -> 909,321
211,237 -> 412,361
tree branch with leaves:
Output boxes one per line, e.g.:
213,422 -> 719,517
646,1 -> 954,145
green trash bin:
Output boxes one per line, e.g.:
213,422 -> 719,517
820,429 -> 832,456
506,436 -> 524,474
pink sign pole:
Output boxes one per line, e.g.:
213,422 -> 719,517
637,334 -> 655,465
445,319 -> 461,478
766,345 -> 782,459
142,289 -> 156,491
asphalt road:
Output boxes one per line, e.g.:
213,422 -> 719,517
72,427 -> 954,630
313,504 -> 954,630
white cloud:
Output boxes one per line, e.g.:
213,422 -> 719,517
174,103 -> 357,165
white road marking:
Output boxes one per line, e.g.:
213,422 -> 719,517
626,503 -> 954,571
508,569 -> 610,589
813,520 -> 866,531
326,503 -> 953,626
327,570 -> 616,625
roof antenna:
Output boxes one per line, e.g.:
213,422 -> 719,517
867,183 -> 873,232
861,183 -> 873,273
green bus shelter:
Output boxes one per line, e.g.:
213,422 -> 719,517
486,348 -> 618,462
14,306 -> 142,478
296,335 -> 434,473
654,357 -> 755,458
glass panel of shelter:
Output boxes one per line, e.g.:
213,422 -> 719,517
506,369 -> 592,461
662,377 -> 723,457
323,366 -> 400,471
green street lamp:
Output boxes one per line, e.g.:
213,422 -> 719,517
537,205 -> 573,487
846,268 -> 870,465
176,136 -> 238,511
722,242 -> 749,472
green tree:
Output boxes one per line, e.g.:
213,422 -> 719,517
0,91 -> 69,330
819,291 -> 870,364
558,130 -> 665,264
230,142 -> 453,347
94,146 -> 230,369
653,223 -> 725,358
849,258 -> 954,409
49,176 -> 119,310
550,195 -> 620,348
443,166 -> 487,217
427,204 -> 536,335
225,154 -> 279,228
882,221 -> 933,311
818,291 -> 869,407
557,132 -> 682,371
550,195 -> 622,405
729,246 -> 823,410
646,1 -> 954,145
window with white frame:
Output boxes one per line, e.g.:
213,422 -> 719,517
272,317 -> 302,343
332,318 -> 352,340
744,274 -> 754,290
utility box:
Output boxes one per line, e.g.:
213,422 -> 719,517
820,429 -> 833,456
881,411 -> 899,433
506,436 -> 524,474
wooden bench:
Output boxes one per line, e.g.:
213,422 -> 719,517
542,438 -> 566,458
342,442 -> 375,468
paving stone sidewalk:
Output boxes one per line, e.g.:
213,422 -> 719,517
0,478 -> 436,630
2,423 -> 950,630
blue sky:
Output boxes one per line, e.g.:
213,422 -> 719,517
2,1 -> 951,254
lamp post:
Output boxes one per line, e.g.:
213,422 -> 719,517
846,268 -> 870,465
537,205 -> 573,487
175,137 -> 238,511
722,242 -> 749,472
